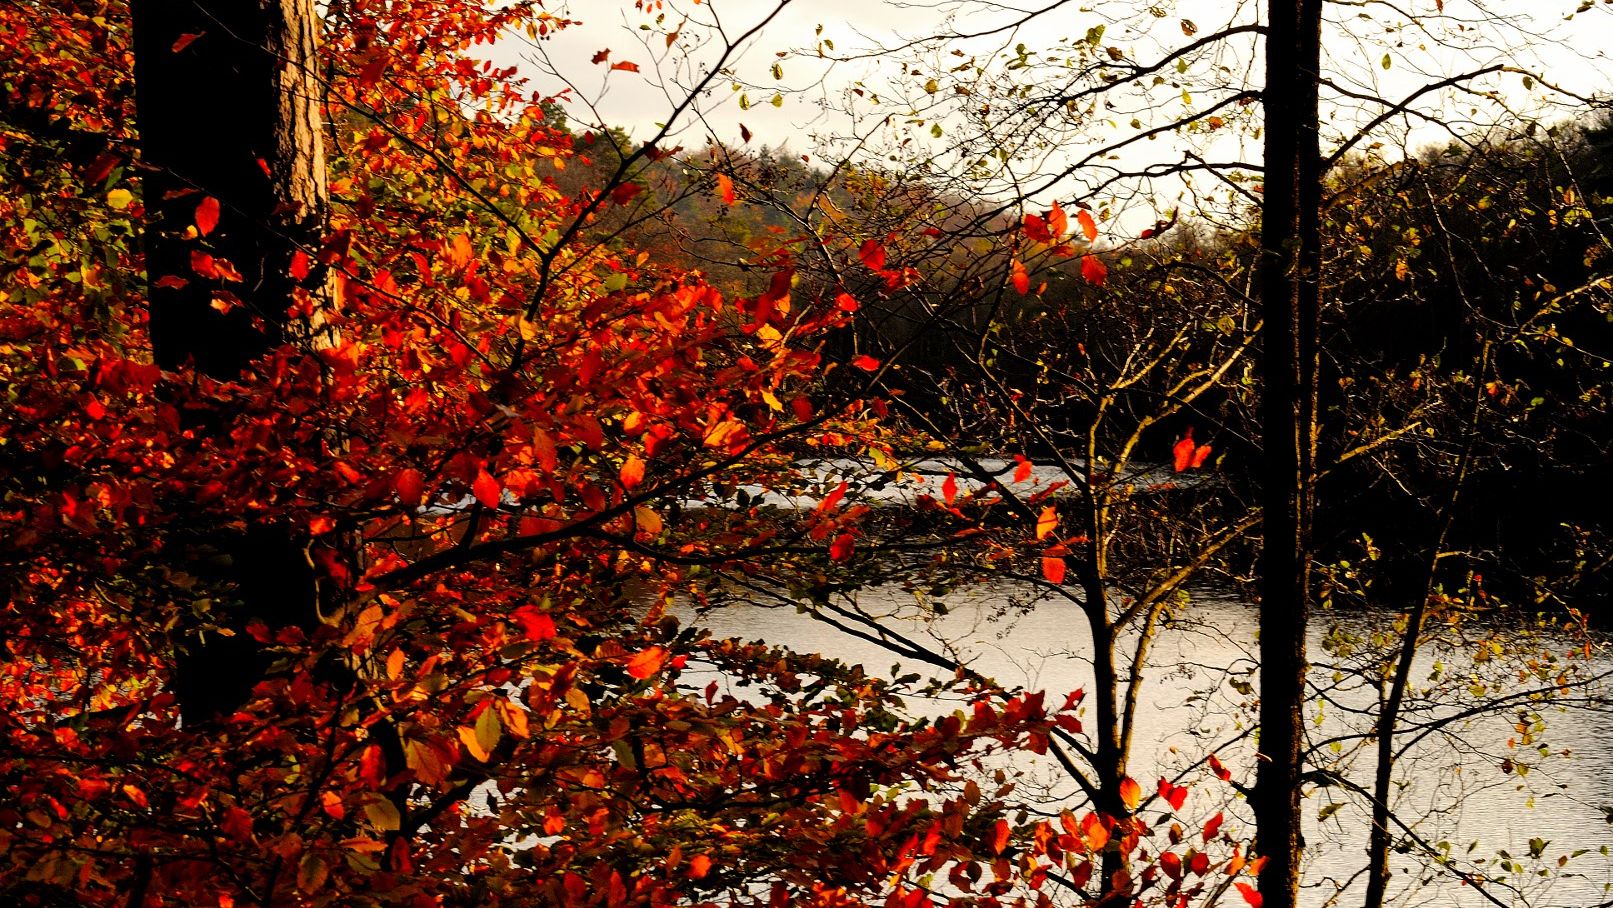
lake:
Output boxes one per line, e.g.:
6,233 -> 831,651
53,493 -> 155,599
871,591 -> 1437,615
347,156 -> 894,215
688,581 -> 1613,908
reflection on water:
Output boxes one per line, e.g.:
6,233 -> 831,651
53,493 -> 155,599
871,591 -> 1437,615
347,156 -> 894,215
688,585 -> 1613,907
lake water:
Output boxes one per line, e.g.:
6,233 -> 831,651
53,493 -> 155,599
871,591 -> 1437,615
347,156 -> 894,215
688,582 -> 1613,908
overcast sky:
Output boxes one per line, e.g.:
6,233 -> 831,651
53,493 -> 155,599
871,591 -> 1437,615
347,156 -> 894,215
488,0 -> 1613,227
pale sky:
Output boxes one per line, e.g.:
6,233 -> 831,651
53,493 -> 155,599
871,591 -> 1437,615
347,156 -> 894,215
490,0 -> 1613,229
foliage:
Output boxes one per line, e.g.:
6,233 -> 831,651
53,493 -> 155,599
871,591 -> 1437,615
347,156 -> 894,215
0,4 -> 1113,905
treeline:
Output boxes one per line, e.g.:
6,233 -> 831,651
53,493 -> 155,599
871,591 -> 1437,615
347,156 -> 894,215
587,115 -> 1613,623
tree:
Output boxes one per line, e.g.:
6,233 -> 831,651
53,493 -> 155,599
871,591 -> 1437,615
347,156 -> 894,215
0,3 -> 1069,905
1250,1 -> 1323,905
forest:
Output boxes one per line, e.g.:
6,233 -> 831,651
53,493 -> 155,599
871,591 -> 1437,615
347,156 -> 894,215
1,1 -> 1610,907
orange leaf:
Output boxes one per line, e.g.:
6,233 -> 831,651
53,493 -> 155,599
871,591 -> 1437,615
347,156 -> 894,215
1192,444 -> 1212,468
941,472 -> 958,505
1036,506 -> 1058,540
611,60 -> 640,72
1078,209 -> 1099,243
1118,776 -> 1142,811
1042,556 -> 1066,584
620,455 -> 645,490
1235,882 -> 1262,907
195,196 -> 220,236
471,470 -> 501,509
850,355 -> 880,371
1047,201 -> 1069,241
688,854 -> 712,879
1081,253 -> 1107,286
626,646 -> 668,679
989,818 -> 1011,854
715,173 -> 736,205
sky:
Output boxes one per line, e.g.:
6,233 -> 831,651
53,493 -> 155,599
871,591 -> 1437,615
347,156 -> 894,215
488,0 -> 1613,229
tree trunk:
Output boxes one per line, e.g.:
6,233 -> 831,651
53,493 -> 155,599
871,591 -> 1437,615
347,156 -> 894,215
131,0 -> 332,722
132,0 -> 329,377
1253,0 -> 1323,906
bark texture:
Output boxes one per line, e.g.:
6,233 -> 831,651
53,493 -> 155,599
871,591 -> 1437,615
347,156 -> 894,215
1253,0 -> 1324,906
131,0 -> 331,722
132,0 -> 329,376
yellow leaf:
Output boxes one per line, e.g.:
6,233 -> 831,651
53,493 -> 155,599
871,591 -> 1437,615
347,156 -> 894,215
1119,776 -> 1142,811
106,189 -> 134,210
633,505 -> 663,537
385,648 -> 405,680
364,797 -> 401,831
458,724 -> 491,762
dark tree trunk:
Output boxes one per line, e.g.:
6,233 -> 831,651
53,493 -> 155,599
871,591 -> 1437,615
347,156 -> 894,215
131,0 -> 331,723
132,0 -> 329,377
1254,1 -> 1323,906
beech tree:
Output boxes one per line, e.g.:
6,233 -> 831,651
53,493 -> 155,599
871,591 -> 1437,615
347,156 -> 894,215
0,3 -> 1078,905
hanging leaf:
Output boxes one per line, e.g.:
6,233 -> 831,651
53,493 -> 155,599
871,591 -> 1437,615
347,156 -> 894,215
1042,556 -> 1067,584
626,646 -> 668,679
1081,253 -> 1107,286
194,196 -> 220,236
858,238 -> 886,270
1078,208 -> 1099,243
1036,506 -> 1057,540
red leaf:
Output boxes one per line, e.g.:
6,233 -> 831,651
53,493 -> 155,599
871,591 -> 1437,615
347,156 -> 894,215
610,182 -> 643,205
1160,851 -> 1183,880
850,355 -> 880,371
395,469 -> 425,507
626,646 -> 668,679
610,60 -> 640,72
1041,556 -> 1066,584
1235,882 -> 1262,907
941,472 -> 958,505
835,292 -> 859,312
171,31 -> 204,53
513,607 -> 556,642
1047,201 -> 1069,241
471,470 -> 501,509
715,173 -> 736,205
1011,259 -> 1030,295
1173,431 -> 1196,473
1202,811 -> 1224,841
1023,213 -> 1052,244
1209,754 -> 1231,780
591,49 -> 611,64
290,250 -> 311,281
1014,458 -> 1034,483
829,533 -> 855,561
1078,209 -> 1099,243
1081,253 -> 1107,286
858,239 -> 886,271
195,196 -> 220,236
